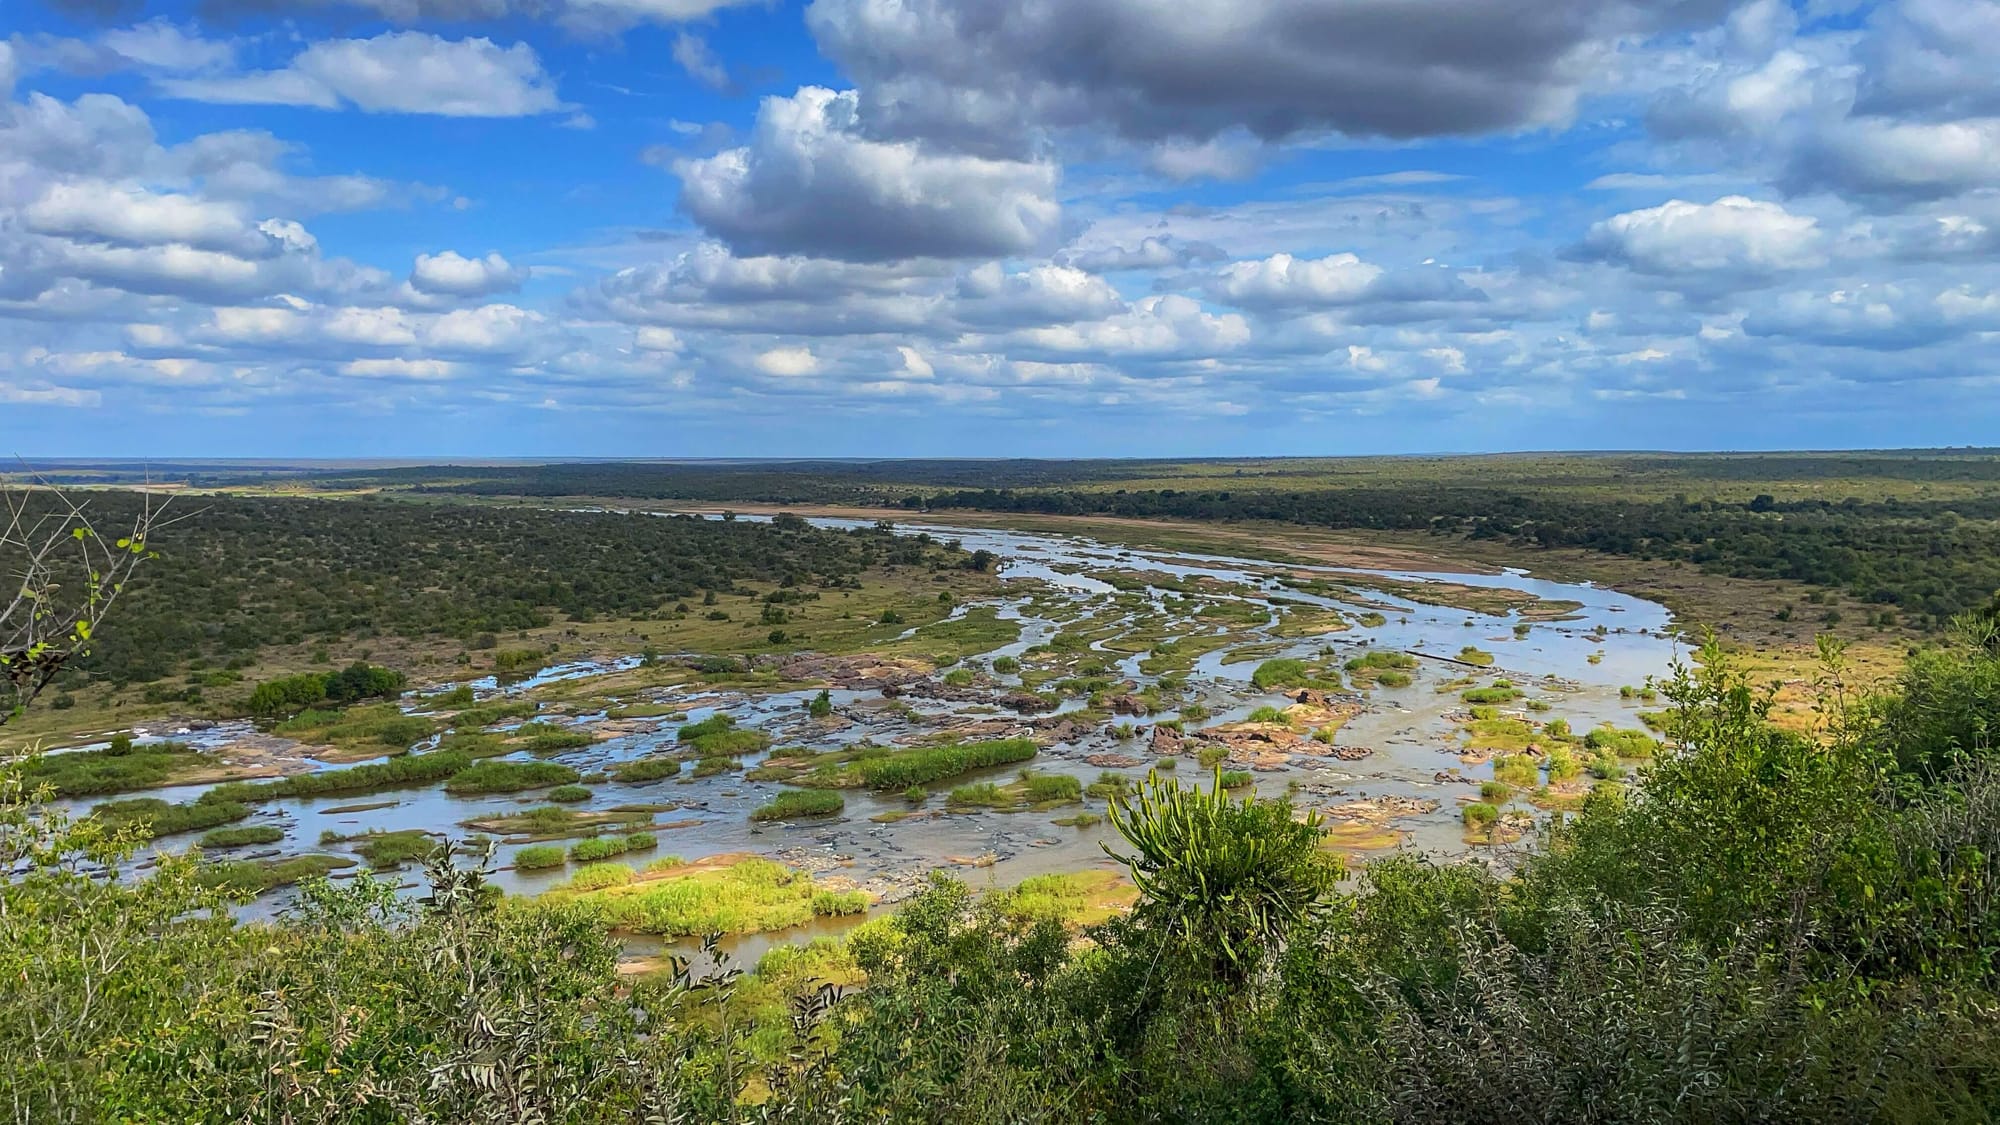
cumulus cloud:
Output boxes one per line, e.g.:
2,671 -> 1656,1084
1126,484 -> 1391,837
1207,252 -> 1385,308
410,250 -> 527,297
1579,196 -> 1826,277
677,87 -> 1062,261
806,0 -> 1739,153
753,345 -> 819,376
671,33 -> 729,91
158,32 -> 566,117
1060,235 -> 1227,273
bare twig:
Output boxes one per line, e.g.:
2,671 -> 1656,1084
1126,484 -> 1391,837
1,475 -> 179,726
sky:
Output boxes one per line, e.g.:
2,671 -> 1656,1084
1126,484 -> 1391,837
1,0 -> 1997,458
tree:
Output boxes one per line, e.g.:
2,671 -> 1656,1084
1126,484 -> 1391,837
2,482 -> 171,726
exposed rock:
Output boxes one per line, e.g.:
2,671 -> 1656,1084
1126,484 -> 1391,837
776,652 -> 930,690
1085,753 -> 1147,768
1000,691 -> 1059,714
1150,724 -> 1187,756
1032,716 -> 1092,743
1108,693 -> 1149,715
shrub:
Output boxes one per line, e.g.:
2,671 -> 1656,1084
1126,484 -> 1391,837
1246,705 -> 1292,725
1458,646 -> 1496,667
1585,727 -> 1660,757
992,655 -> 1020,674
947,782 -> 1006,807
942,668 -> 974,687
91,796 -> 249,837
1153,757 -> 1178,771
1197,746 -> 1228,769
1463,801 -> 1500,827
1546,747 -> 1583,783
1479,780 -> 1512,802
547,784 -> 592,803
1218,770 -> 1254,790
1251,659 -> 1311,690
751,790 -> 845,821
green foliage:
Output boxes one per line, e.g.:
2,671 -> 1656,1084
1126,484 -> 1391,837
196,853 -> 354,894
1461,682 -> 1523,704
1245,704 -> 1292,725
1251,658 -> 1309,690
91,795 -> 249,837
341,830 -> 438,870
806,689 -> 833,718
547,784 -> 592,803
248,662 -> 404,718
1217,770 -> 1254,790
570,835 -> 649,863
1585,726 -> 1660,757
849,738 -> 1039,791
441,760 -> 580,795
1106,769 -> 1338,986
513,844 -> 566,870
1458,646 -> 1496,667
1462,801 -> 1500,827
610,756 -> 680,783
992,655 -> 1020,674
16,740 -> 204,798
1021,772 -> 1082,803
197,824 -> 281,849
211,750 -> 474,803
750,789 -> 845,821
1492,753 -> 1540,787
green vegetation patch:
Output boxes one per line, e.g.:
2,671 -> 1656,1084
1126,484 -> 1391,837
441,760 -> 580,795
198,824 -> 283,849
196,854 -> 355,895
750,790 -> 846,821
90,795 -> 249,837
19,740 -> 216,798
546,856 -> 861,937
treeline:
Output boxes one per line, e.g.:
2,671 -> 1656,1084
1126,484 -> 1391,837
7,493 -> 965,687
245,662 -> 404,717
7,631 -> 2000,1120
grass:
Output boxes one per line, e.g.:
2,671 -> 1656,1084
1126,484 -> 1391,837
806,738 -> 1038,791
211,750 -> 474,803
612,756 -> 682,783
441,760 -> 580,795
331,829 -> 438,870
1478,781 -> 1512,803
750,790 -> 846,822
1492,754 -> 1540,788
1462,802 -> 1499,828
274,705 -> 434,750
513,844 -> 567,870
1461,716 -> 1537,752
1086,772 -> 1132,800
570,833 -> 658,862
1462,682 -> 1524,704
90,796 -> 249,837
513,723 -> 595,754
449,700 -> 539,727
568,863 -> 636,891
197,854 -> 355,895
547,784 -> 593,802
546,856 -> 863,937
198,824 -> 282,849
991,871 -> 1137,926
17,741 -> 227,798
1218,770 -> 1254,790
1245,705 -> 1294,726
949,770 -> 1082,811
1584,727 -> 1660,757
1458,646 -> 1497,667
461,804 -> 660,841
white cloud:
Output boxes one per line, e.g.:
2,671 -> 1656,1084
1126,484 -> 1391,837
678,86 -> 1062,261
754,345 -> 819,376
100,21 -> 235,74
342,356 -> 460,379
410,250 -> 527,297
671,33 -> 729,91
158,33 -> 566,118
1581,196 -> 1826,276
1208,252 -> 1385,308
23,182 -> 263,255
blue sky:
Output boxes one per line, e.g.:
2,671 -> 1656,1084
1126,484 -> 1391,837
1,0 -> 1997,457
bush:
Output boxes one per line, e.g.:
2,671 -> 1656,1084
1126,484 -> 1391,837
513,844 -> 566,870
1585,727 -> 1660,757
992,655 -> 1020,674
547,784 -> 592,803
1493,754 -> 1539,787
1246,705 -> 1292,725
91,795 -> 249,837
1250,658 -> 1310,690
812,889 -> 870,917
1463,801 -> 1500,827
750,790 -> 845,821
1218,770 -> 1254,790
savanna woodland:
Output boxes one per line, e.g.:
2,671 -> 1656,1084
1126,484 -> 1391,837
5,455 -> 2000,1123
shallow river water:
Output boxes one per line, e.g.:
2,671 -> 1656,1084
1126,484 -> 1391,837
95,516 -> 1684,956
